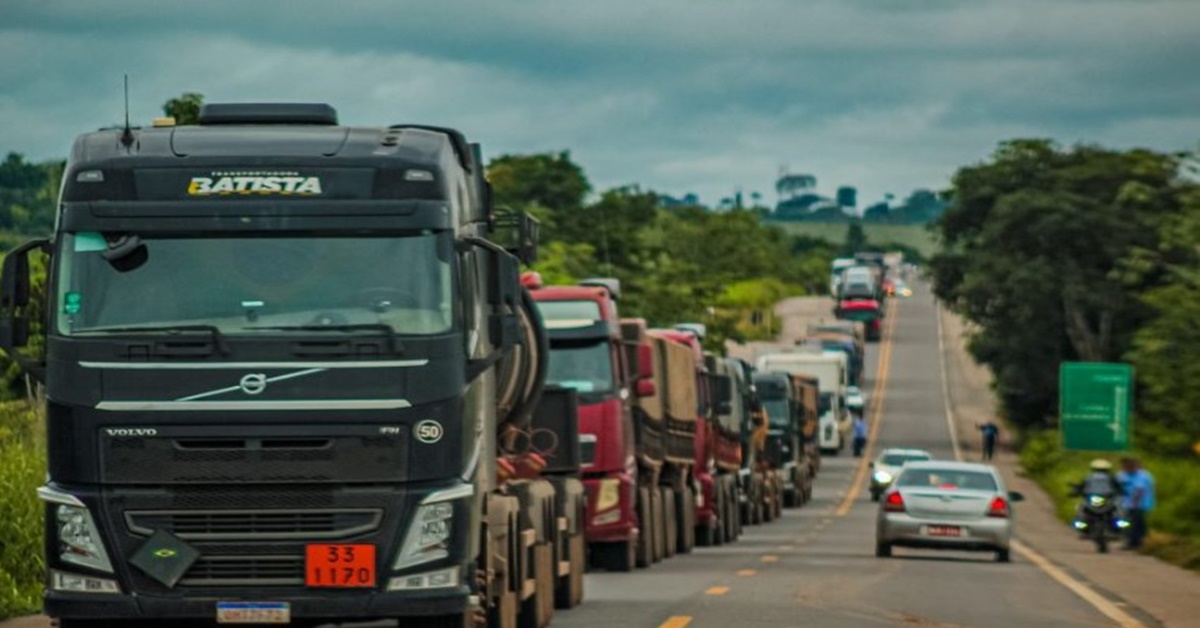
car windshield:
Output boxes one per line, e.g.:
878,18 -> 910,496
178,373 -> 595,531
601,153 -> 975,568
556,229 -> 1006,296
761,398 -> 790,427
896,468 -> 998,491
546,340 -> 615,394
880,453 -> 931,466
56,232 -> 453,335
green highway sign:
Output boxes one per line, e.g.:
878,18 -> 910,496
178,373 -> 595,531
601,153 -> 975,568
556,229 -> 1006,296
1059,362 -> 1133,452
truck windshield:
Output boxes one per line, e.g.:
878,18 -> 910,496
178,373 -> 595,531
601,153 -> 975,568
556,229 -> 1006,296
546,340 -> 615,394
761,398 -> 790,427
55,232 -> 453,336
818,392 -> 834,415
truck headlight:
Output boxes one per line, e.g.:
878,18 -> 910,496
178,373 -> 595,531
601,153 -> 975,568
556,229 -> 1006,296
55,503 -> 113,573
595,478 -> 621,512
873,471 -> 893,485
394,484 -> 471,571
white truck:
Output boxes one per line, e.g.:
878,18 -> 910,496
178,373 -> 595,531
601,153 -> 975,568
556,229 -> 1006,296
755,351 -> 851,455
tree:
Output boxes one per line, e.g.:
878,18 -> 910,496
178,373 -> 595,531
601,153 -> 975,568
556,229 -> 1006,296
162,92 -> 205,125
842,222 -> 868,255
930,139 -> 1188,428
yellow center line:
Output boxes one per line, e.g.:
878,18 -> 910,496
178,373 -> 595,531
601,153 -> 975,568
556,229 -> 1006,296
705,586 -> 730,595
836,298 -> 898,517
659,617 -> 694,628
736,569 -> 757,576
760,555 -> 779,563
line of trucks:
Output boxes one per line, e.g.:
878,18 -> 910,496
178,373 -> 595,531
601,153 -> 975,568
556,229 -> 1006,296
0,103 -> 844,628
828,252 -> 902,342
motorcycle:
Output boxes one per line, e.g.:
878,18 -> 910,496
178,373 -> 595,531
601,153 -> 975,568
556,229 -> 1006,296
1069,490 -> 1129,553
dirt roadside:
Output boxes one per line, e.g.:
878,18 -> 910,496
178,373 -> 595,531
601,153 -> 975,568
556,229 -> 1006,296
938,307 -> 1200,627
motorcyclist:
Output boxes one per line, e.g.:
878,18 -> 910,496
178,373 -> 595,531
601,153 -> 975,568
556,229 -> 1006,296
1072,459 -> 1122,499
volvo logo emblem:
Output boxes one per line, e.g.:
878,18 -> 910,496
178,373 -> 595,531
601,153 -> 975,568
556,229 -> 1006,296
414,420 -> 444,444
239,373 -> 268,395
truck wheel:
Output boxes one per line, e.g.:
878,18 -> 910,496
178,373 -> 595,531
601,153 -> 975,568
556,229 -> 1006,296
636,487 -> 653,568
662,486 -> 678,558
518,541 -> 554,628
712,485 -> 726,546
875,541 -> 892,558
597,540 -> 635,572
676,485 -> 695,553
555,529 -> 585,609
784,487 -> 798,508
729,480 -> 742,540
650,486 -> 665,563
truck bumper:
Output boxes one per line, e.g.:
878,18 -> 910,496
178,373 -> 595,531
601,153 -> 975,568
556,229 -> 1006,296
583,474 -> 638,542
47,583 -> 473,621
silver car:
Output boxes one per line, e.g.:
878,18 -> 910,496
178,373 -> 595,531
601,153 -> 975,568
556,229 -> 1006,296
869,447 -> 933,502
875,461 -> 1024,562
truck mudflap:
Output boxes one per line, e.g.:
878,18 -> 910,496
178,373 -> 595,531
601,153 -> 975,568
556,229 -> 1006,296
46,582 -> 474,621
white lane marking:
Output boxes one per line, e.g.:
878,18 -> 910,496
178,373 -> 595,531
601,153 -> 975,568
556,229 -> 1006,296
935,306 -> 1143,628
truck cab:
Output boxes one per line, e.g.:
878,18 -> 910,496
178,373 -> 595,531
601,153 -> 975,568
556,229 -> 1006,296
528,278 -> 639,568
755,352 -> 849,456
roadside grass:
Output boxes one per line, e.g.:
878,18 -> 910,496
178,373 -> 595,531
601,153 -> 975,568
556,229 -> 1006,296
0,401 -> 44,619
766,222 -> 937,258
1019,430 -> 1200,572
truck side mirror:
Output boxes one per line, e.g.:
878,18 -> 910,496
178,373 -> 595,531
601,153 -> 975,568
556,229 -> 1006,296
0,238 -> 49,350
636,344 -> 654,379
635,379 -> 656,398
472,240 -> 521,352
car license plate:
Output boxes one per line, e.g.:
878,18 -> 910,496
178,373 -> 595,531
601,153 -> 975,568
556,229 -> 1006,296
925,525 -> 962,537
216,602 -> 290,624
305,543 -> 376,588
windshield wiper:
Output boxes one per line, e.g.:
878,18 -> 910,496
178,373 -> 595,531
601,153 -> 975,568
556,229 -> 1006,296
245,324 -> 402,355
77,324 -> 230,354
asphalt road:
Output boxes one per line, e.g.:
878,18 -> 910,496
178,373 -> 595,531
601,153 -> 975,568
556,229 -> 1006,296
551,284 -> 1115,628
3,284 -> 1120,628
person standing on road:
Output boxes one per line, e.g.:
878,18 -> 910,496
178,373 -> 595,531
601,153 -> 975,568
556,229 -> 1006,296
1119,457 -> 1155,550
977,420 -> 999,461
852,415 -> 868,457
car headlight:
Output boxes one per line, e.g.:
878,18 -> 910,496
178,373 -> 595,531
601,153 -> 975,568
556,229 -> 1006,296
873,471 -> 893,485
595,478 -> 621,512
55,503 -> 113,573
1088,495 -> 1106,507
394,484 -> 471,571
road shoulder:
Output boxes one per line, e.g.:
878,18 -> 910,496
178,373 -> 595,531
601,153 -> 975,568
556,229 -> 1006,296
938,305 -> 1200,628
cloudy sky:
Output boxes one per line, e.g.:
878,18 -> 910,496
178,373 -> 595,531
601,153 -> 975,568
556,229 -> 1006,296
3,0 -> 1199,209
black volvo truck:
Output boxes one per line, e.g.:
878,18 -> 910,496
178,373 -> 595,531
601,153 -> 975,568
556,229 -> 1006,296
0,103 -> 586,627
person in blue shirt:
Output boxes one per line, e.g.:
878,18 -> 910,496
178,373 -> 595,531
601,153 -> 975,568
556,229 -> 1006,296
852,415 -> 868,457
977,421 -> 1000,461
1118,457 -> 1155,550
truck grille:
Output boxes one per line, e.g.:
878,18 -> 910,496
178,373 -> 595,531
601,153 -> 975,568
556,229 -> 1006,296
179,555 -> 304,587
125,509 -> 383,541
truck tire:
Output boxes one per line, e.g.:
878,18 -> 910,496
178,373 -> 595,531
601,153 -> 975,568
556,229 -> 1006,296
712,485 -> 726,546
595,540 -> 635,572
555,528 -> 585,609
650,486 -> 665,564
676,485 -> 695,553
636,487 -> 654,568
661,486 -> 678,558
406,613 -> 476,628
729,482 -> 739,540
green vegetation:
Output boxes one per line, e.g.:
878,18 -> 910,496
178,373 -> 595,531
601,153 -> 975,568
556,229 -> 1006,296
488,152 -> 838,352
0,401 -> 45,618
931,138 -> 1200,568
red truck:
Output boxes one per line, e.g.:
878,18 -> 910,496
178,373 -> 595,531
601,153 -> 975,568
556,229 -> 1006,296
650,327 -> 741,547
835,297 -> 883,342
527,276 -> 644,571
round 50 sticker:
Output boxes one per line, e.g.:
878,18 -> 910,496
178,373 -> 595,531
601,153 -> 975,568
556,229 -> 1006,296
414,420 -> 444,444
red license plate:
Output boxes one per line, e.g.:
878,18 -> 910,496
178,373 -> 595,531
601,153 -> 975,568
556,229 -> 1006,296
305,544 -> 376,588
926,525 -> 962,537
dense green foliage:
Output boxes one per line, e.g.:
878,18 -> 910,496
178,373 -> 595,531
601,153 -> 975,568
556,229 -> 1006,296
0,153 -> 60,247
0,402 -> 45,618
487,153 -> 837,352
930,139 -> 1200,450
